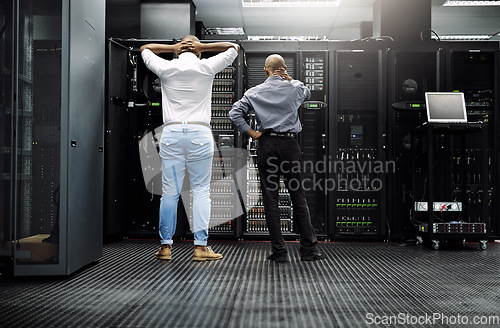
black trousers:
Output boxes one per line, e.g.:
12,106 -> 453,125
257,134 -> 318,256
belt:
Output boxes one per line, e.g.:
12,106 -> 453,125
163,121 -> 210,128
267,131 -> 297,138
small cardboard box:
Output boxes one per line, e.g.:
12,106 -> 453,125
7,234 -> 59,263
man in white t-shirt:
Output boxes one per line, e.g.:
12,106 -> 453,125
141,36 -> 239,261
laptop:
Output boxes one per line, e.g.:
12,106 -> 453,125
425,92 -> 468,123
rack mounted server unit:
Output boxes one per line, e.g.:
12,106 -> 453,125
327,42 -> 388,240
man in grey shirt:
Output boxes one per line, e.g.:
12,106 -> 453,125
229,54 -> 324,262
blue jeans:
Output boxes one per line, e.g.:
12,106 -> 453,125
159,123 -> 213,246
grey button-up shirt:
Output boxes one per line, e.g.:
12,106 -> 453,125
229,76 -> 311,133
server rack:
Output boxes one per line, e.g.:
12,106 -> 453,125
196,45 -> 245,238
109,39 -> 170,239
386,43 -> 443,240
0,0 -> 105,276
105,39 -> 131,241
444,42 -> 498,239
411,42 -> 499,247
241,41 -> 299,237
0,1 -> 10,269
107,39 -> 244,240
412,122 -> 489,249
327,42 -> 388,239
239,41 -> 329,238
387,41 -> 499,242
298,43 -> 329,236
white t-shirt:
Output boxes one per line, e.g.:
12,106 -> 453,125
141,48 -> 238,124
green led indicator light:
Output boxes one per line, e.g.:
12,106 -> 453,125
309,104 -> 318,108
453,90 -> 460,93
151,102 -> 160,106
411,104 -> 421,108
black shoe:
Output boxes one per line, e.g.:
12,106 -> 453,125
301,252 -> 325,261
267,253 -> 288,262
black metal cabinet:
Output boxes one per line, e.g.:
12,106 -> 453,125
240,41 -> 330,238
0,0 -> 105,276
327,42 -> 388,240
386,43 -> 443,240
298,48 -> 329,236
444,43 -> 499,239
412,123 -> 489,250
105,39 -> 499,243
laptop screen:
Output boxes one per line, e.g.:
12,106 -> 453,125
425,92 -> 467,123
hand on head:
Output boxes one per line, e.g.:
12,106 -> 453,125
273,67 -> 292,81
175,35 -> 202,57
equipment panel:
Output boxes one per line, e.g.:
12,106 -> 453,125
329,49 -> 387,239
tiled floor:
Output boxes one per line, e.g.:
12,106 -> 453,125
1,240 -> 499,327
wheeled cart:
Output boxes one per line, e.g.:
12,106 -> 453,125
416,222 -> 488,250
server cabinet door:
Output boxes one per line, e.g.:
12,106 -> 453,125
104,40 -> 130,240
10,0 -> 63,274
387,48 -> 440,240
329,49 -> 387,239
446,47 -> 498,238
64,0 -> 106,275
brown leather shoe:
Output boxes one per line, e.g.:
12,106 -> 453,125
155,245 -> 171,260
193,246 -> 222,261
